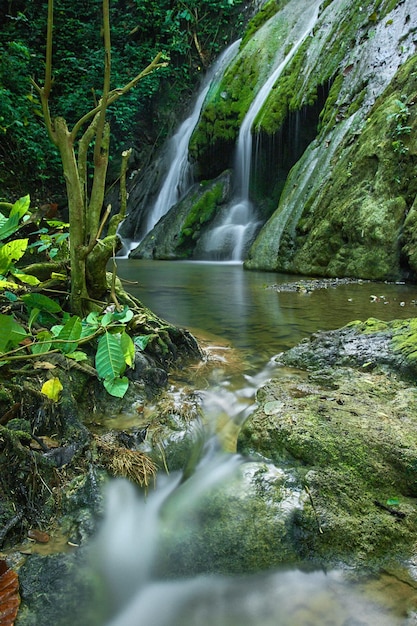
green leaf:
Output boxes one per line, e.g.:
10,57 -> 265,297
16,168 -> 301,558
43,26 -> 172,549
0,313 -> 28,352
134,334 -> 153,350
41,377 -> 63,402
103,375 -> 129,398
3,291 -> 18,302
0,238 -> 28,273
100,311 -> 114,327
0,195 -> 30,241
66,351 -> 88,362
120,331 -> 135,367
10,194 -> 30,219
10,269 -> 40,286
21,292 -> 62,313
31,330 -> 52,355
0,278 -> 18,290
112,306 -> 134,324
54,315 -> 82,353
28,307 -> 40,331
386,498 -> 400,506
0,213 -> 21,242
96,332 -> 126,380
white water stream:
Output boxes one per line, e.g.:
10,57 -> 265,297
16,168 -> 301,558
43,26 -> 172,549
145,40 -> 241,235
198,0 -> 322,261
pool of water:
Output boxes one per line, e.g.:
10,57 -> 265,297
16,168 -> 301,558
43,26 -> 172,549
117,259 -> 417,366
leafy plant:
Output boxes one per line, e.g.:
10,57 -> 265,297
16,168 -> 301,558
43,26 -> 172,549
0,292 -> 152,398
388,97 -> 411,153
0,196 -> 153,397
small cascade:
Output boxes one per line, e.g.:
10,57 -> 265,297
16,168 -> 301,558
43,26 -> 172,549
195,200 -> 259,262
145,40 -> 241,235
198,0 -> 322,261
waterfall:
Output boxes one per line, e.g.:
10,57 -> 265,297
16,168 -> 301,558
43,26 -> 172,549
145,40 -> 241,235
198,0 -> 322,261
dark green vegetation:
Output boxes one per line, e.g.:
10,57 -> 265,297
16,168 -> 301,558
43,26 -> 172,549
0,0 -> 247,201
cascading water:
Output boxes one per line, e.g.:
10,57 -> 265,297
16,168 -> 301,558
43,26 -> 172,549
198,0 -> 323,261
88,368 -> 405,626
145,40 -> 241,235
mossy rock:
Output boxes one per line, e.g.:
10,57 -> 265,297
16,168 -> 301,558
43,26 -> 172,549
247,49 -> 417,278
130,171 -> 232,260
238,362 -> 417,566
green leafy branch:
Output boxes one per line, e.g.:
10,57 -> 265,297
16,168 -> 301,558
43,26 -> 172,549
0,196 -> 153,399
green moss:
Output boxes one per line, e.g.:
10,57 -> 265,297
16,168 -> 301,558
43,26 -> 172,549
391,318 -> 417,363
241,0 -> 288,48
316,74 -> 344,135
177,183 -> 223,250
346,317 -> 390,333
239,364 -> 417,564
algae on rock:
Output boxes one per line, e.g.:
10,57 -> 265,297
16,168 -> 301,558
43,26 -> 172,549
238,319 -> 417,566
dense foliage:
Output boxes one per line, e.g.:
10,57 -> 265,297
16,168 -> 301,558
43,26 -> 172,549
0,0 -> 247,200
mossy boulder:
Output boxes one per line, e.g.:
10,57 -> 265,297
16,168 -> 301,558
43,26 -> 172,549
130,171 -> 232,260
238,318 -> 417,566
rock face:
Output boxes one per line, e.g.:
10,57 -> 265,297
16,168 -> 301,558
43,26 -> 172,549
126,0 -> 417,277
130,171 -> 232,260
238,317 -> 417,567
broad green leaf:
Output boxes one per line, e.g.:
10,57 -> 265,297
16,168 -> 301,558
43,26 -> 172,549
11,269 -> 40,286
51,324 -> 63,336
85,311 -> 100,327
41,377 -> 63,402
0,278 -> 18,290
100,311 -> 114,327
134,334 -> 153,351
0,313 -> 28,352
103,376 -> 129,398
386,498 -> 400,506
66,351 -> 88,362
28,307 -> 40,331
3,291 -> 18,301
0,196 -> 30,241
0,238 -> 28,273
0,213 -> 21,242
120,331 -> 135,367
10,194 -> 31,219
21,292 -> 62,313
96,333 -> 126,380
112,306 -> 134,324
31,330 -> 52,355
54,315 -> 82,353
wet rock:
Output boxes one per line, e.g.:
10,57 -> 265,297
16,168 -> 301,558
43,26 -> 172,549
239,326 -> 417,568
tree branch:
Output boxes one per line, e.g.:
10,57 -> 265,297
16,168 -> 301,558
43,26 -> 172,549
94,0 -> 111,166
44,0 -> 54,98
70,52 -> 167,142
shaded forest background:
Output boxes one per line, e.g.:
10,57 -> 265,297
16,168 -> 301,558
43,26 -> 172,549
0,0 -> 251,204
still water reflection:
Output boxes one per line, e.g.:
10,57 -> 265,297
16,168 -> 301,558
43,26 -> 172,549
117,260 -> 417,365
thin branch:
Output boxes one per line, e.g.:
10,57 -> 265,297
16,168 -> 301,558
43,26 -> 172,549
85,204 -> 111,255
44,0 -> 54,98
94,0 -> 112,165
119,148 -> 131,221
30,0 -> 57,144
70,53 -> 167,141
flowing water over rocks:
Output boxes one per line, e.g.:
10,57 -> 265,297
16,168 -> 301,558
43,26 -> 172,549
10,263 -> 417,624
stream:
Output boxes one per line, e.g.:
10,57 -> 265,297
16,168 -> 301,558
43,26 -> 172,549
91,259 -> 417,625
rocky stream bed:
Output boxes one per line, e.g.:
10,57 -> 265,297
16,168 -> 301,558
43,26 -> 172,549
1,280 -> 417,623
